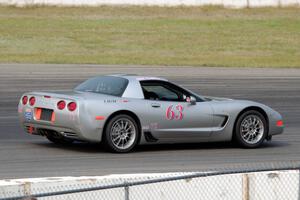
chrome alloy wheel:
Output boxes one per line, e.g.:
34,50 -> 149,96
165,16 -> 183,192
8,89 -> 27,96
110,118 -> 136,150
240,115 -> 264,144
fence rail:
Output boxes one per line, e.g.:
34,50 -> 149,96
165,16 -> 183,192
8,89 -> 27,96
1,163 -> 300,200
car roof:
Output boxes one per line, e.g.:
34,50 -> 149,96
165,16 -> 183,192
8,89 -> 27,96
108,74 -> 168,82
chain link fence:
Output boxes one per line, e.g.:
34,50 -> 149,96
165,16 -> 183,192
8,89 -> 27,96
1,163 -> 300,200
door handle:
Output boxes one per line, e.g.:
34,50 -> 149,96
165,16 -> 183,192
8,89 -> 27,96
151,103 -> 161,108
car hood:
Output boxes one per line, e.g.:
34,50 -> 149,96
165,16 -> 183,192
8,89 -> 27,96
203,96 -> 233,101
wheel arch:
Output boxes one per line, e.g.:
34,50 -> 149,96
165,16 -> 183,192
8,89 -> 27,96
102,110 -> 142,142
233,106 -> 269,138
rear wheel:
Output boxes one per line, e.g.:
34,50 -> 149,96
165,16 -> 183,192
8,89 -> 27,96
234,110 -> 267,148
104,114 -> 139,153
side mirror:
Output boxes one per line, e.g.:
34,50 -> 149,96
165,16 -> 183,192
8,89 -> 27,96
189,96 -> 196,105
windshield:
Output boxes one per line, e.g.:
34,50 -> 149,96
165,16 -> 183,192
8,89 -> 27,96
74,76 -> 129,97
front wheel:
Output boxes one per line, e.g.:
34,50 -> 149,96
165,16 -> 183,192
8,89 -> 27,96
234,110 -> 267,148
104,114 -> 139,153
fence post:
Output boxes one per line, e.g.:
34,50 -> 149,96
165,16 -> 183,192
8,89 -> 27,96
246,0 -> 250,8
298,170 -> 300,200
243,174 -> 249,200
125,185 -> 129,200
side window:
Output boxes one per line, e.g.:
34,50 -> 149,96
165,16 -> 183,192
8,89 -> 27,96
140,81 -> 188,102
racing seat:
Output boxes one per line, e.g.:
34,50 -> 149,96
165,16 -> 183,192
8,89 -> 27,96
142,88 -> 159,100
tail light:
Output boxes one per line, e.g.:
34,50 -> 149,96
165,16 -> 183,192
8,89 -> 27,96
29,97 -> 36,106
22,96 -> 28,105
67,102 -> 77,111
57,100 -> 66,110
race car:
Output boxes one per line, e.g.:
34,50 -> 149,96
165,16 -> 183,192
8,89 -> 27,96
18,75 -> 284,152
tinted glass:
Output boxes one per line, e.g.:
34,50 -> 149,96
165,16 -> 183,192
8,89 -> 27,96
75,76 -> 129,97
142,85 -> 180,101
141,81 -> 189,101
141,80 -> 204,102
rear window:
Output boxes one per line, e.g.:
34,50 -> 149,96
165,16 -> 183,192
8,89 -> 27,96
74,76 -> 129,97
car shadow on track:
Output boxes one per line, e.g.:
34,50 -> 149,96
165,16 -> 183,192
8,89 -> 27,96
31,139 -> 288,153
32,141 -> 104,153
135,140 -> 287,153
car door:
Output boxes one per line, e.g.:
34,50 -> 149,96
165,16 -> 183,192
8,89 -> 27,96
140,80 -> 214,143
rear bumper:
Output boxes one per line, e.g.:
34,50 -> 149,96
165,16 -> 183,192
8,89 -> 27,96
18,92 -> 107,142
19,106 -> 103,142
23,122 -> 82,140
22,121 -> 103,142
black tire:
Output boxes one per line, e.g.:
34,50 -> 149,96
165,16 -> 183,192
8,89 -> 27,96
46,135 -> 74,145
103,114 -> 139,153
234,110 -> 267,148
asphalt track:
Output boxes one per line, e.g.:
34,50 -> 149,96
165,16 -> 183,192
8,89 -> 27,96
0,64 -> 300,179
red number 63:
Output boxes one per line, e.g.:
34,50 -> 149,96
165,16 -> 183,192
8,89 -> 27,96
166,104 -> 183,120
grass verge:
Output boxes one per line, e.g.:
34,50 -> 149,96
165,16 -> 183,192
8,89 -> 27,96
0,6 -> 299,67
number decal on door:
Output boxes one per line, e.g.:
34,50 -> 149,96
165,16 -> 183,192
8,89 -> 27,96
175,104 -> 184,120
166,104 -> 184,120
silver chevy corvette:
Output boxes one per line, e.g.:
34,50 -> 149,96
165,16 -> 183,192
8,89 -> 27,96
18,75 -> 284,152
